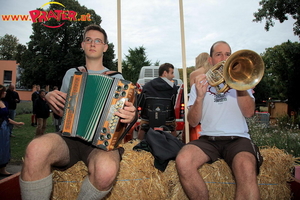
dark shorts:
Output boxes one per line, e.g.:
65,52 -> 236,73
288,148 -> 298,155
54,132 -> 124,171
189,136 -> 263,174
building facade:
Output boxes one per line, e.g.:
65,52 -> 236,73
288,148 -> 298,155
0,60 -> 33,101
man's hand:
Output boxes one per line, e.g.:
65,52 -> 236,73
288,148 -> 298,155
194,74 -> 208,99
115,101 -> 136,124
45,90 -> 67,117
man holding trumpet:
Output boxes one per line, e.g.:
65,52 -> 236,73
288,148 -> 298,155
176,41 -> 263,200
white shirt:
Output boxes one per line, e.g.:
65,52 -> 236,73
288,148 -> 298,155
188,85 -> 254,139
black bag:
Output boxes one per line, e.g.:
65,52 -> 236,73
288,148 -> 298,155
133,128 -> 185,171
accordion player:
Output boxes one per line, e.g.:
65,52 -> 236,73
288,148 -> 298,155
61,71 -> 136,151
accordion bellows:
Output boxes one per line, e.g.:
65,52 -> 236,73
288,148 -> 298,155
61,72 -> 136,150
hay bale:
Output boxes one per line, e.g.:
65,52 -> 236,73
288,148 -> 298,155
52,161 -> 87,200
104,140 -> 169,200
169,147 -> 295,200
51,142 -> 295,200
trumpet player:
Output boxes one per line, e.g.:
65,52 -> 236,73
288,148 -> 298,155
176,41 -> 263,200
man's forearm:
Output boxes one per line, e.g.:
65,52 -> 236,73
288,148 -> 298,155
237,91 -> 255,118
187,98 -> 203,127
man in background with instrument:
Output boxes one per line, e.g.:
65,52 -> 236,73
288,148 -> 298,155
175,41 -> 263,200
20,24 -> 136,200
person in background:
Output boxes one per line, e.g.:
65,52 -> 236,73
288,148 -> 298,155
3,84 -> 20,137
189,52 -> 211,87
33,89 -> 50,137
20,24 -> 136,200
0,85 -> 24,177
176,41 -> 263,200
137,63 -> 178,139
31,85 -> 40,127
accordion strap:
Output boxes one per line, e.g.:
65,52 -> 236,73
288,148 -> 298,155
75,66 -> 122,77
115,91 -> 139,146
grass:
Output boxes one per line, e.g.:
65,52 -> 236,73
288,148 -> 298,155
10,103 -> 56,164
248,115 -> 300,160
8,102 -> 300,165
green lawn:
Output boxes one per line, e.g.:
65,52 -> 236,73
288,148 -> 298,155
10,113 -> 56,164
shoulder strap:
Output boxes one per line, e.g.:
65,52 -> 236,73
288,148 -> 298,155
105,72 -> 122,77
75,66 -> 88,72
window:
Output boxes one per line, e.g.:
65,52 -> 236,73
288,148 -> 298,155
4,70 -> 12,85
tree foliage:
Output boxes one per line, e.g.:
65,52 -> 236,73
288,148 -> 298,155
19,0 -> 115,89
121,46 -> 158,83
15,44 -> 27,64
253,0 -> 300,38
257,40 -> 300,112
0,34 -> 19,60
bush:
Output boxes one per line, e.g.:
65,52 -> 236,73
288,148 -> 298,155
16,101 -> 33,115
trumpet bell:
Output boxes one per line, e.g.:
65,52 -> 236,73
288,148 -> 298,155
206,49 -> 265,93
224,49 -> 265,91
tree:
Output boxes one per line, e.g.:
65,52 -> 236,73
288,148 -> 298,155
253,0 -> 300,38
258,40 -> 300,112
0,34 -> 19,60
15,44 -> 27,63
19,0 -> 115,89
121,46 -> 158,83
104,43 -> 117,72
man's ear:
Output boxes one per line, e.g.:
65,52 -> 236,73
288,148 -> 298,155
208,57 -> 213,65
81,42 -> 84,51
103,43 -> 108,53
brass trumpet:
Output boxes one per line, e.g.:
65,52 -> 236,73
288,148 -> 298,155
206,49 -> 265,93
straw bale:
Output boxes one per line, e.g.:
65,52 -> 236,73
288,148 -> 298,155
51,142 -> 295,200
169,147 -> 295,200
52,161 -> 87,200
257,147 -> 294,200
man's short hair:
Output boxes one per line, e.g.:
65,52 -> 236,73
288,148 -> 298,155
39,89 -> 46,94
209,41 -> 231,57
83,24 -> 108,44
159,63 -> 174,76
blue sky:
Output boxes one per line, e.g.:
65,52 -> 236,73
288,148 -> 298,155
0,0 -> 298,68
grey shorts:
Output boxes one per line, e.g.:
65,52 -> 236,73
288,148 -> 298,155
189,136 -> 263,174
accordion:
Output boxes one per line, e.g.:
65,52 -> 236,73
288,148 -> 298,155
61,71 -> 136,151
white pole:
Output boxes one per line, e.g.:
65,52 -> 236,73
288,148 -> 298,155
179,0 -> 190,143
117,0 -> 122,72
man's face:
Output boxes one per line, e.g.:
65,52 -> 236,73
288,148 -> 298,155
165,68 -> 175,81
40,91 -> 46,98
209,43 -> 231,66
81,30 -> 108,59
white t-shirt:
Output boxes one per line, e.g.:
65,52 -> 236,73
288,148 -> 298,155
188,85 -> 254,139
60,67 -> 124,93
